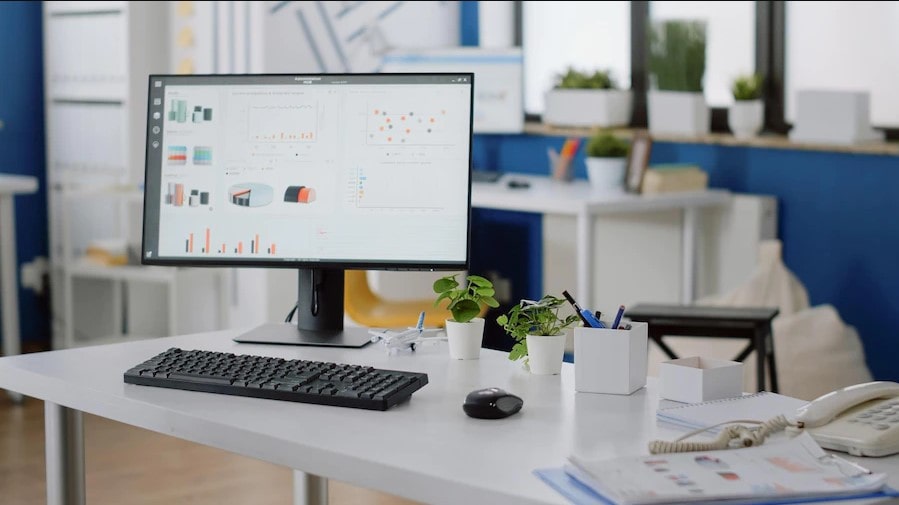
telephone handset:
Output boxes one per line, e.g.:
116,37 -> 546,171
795,381 -> 899,457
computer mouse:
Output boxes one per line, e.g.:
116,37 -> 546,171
463,387 -> 523,419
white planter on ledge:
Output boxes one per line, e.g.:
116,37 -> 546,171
544,89 -> 633,128
729,99 -> 763,139
648,90 -> 709,137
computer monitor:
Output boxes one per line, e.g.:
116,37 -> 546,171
142,73 -> 474,347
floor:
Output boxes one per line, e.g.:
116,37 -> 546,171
0,394 -> 419,504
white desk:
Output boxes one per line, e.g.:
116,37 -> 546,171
2,331 -> 898,505
0,174 -> 38,365
471,174 -> 731,308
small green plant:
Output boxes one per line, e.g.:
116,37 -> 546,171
496,295 -> 581,362
433,274 -> 499,323
586,131 -> 629,158
648,19 -> 707,92
555,67 -> 617,90
731,74 -> 763,101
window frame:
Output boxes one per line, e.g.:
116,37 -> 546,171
516,0 -> 899,140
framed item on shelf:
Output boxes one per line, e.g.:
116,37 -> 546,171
626,131 -> 653,193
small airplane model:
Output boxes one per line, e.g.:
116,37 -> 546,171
368,311 -> 446,353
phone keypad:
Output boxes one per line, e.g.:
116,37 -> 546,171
850,402 -> 899,429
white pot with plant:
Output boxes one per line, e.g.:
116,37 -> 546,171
433,274 -> 499,360
584,131 -> 629,191
544,68 -> 633,128
496,295 -> 580,375
647,20 -> 709,137
729,74 -> 764,139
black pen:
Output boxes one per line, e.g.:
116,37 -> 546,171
562,290 -> 591,327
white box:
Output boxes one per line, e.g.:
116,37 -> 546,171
789,90 -> 885,145
574,322 -> 648,395
659,357 -> 743,404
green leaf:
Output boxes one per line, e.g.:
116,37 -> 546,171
483,296 -> 500,308
475,287 -> 495,297
496,314 -> 508,326
433,291 -> 451,307
433,277 -> 458,293
508,341 -> 528,361
451,299 -> 480,323
467,275 -> 492,287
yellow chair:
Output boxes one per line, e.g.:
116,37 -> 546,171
344,270 -> 487,328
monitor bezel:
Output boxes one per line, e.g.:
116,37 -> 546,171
141,72 -> 474,272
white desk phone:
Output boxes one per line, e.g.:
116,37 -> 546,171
651,381 -> 899,457
795,380 -> 899,457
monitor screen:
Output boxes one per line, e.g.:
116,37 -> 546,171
142,73 -> 473,271
142,73 -> 474,347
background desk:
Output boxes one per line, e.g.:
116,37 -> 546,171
471,174 -> 731,308
0,174 -> 38,366
2,332 -> 898,505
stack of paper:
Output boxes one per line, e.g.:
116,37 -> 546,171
536,432 -> 890,505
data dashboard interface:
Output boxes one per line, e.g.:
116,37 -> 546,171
142,74 -> 473,268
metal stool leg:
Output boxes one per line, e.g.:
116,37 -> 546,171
765,324 -> 779,393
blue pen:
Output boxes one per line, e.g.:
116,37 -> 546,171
612,305 -> 626,329
581,310 -> 605,329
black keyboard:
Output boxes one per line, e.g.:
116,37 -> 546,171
124,348 -> 428,411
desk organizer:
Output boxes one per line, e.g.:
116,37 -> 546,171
659,356 -> 743,403
574,322 -> 647,395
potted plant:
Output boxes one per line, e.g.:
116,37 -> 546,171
584,131 -> 629,191
729,73 -> 763,139
647,19 -> 709,137
433,273 -> 499,360
543,67 -> 633,128
496,295 -> 581,375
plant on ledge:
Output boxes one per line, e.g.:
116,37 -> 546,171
554,67 -> 617,90
731,74 -> 763,101
648,19 -> 707,93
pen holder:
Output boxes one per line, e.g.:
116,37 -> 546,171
574,322 -> 648,395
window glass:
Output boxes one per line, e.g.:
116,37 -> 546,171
650,1 -> 755,107
786,1 -> 899,128
522,1 -> 630,115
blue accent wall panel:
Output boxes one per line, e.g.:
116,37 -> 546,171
476,129 -> 899,381
460,1 -> 479,46
0,1 -> 49,346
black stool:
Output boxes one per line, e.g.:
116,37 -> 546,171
626,304 -> 780,392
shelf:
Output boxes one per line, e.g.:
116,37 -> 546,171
522,122 -> 899,157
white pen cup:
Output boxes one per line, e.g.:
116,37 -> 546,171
574,321 -> 648,395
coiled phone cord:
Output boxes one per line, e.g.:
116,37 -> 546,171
649,415 -> 797,454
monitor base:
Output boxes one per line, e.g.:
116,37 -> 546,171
233,323 -> 372,348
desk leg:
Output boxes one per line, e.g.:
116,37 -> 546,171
0,196 -> 23,405
45,402 -> 85,505
681,207 -> 698,304
753,328 -> 767,393
293,470 -> 327,505
577,209 -> 592,308
765,324 -> 779,393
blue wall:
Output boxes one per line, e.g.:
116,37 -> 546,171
472,134 -> 899,382
0,2 -> 49,346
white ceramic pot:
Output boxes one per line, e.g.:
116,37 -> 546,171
544,89 -> 633,127
584,157 -> 626,192
728,100 -> 763,139
647,90 -> 709,137
526,334 -> 567,375
445,318 -> 484,360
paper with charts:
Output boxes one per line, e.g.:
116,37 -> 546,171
565,432 -> 886,505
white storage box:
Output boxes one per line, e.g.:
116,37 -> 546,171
574,322 -> 648,395
659,356 -> 743,404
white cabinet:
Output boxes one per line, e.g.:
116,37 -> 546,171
43,1 -> 226,348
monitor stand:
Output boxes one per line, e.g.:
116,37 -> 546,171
233,268 -> 372,348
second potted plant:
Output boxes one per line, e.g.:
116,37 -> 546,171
647,19 -> 709,137
433,273 -> 499,360
496,295 -> 581,375
729,73 -> 763,139
584,131 -> 629,191
543,67 -> 633,128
